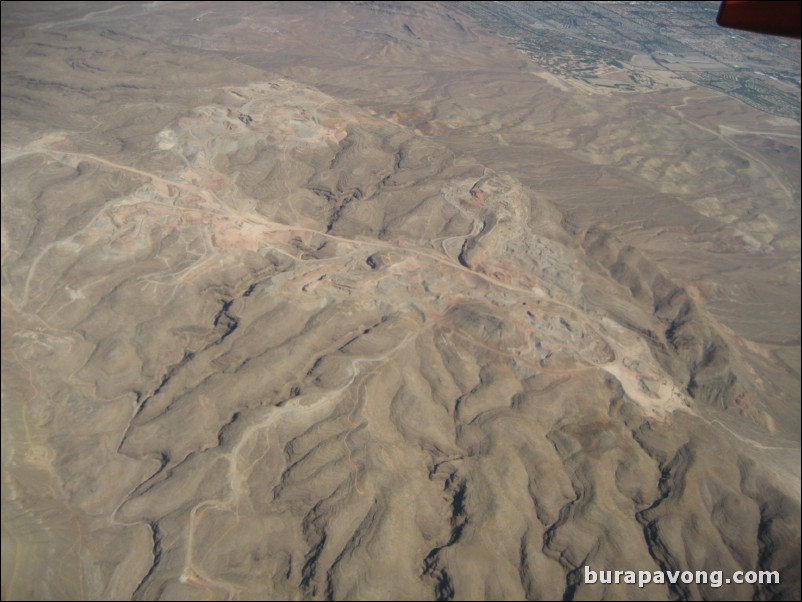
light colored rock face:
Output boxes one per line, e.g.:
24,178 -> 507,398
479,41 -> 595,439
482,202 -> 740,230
1,2 -> 799,601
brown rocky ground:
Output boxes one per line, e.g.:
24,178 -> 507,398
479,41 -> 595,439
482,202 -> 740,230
2,2 -> 799,600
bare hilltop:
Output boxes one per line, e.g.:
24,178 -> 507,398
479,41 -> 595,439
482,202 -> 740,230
2,2 -> 799,600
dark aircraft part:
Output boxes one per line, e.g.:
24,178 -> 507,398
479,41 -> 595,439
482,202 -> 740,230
717,1 -> 801,39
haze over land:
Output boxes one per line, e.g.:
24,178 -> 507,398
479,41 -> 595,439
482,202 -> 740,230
1,2 -> 800,600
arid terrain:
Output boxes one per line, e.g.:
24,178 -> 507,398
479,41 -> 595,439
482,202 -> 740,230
2,2 -> 800,600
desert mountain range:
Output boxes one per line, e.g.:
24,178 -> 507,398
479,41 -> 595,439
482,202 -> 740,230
2,2 -> 799,600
